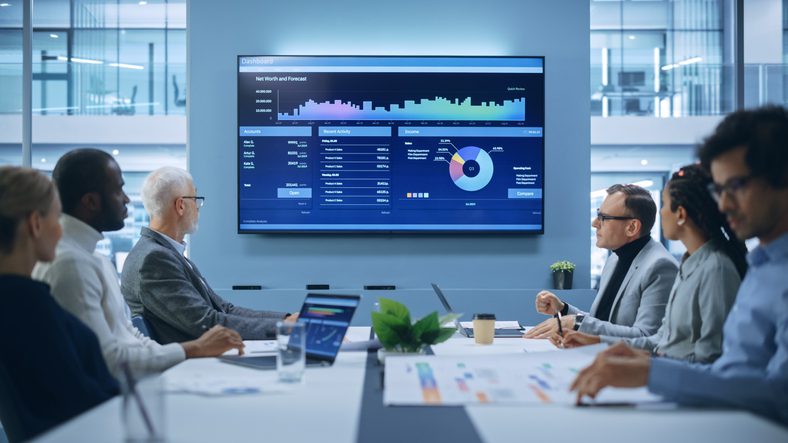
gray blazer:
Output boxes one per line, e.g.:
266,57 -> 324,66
567,238 -> 678,338
614,240 -> 740,362
121,227 -> 286,343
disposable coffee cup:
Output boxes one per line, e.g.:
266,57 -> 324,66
472,313 -> 496,345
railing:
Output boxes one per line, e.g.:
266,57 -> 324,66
0,61 -> 186,116
591,63 -> 788,117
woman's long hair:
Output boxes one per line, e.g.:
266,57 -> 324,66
667,164 -> 748,278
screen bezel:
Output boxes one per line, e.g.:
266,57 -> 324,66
297,293 -> 361,362
236,55 -> 546,235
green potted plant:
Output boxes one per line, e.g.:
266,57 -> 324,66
550,260 -> 576,290
371,297 -> 459,363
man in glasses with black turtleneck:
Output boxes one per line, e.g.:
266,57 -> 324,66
525,184 -> 678,340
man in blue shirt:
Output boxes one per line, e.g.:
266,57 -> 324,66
570,105 -> 788,425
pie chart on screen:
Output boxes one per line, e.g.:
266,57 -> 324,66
449,146 -> 494,192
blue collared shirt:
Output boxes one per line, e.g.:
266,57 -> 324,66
647,232 -> 788,424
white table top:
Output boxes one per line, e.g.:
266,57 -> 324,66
33,328 -> 788,443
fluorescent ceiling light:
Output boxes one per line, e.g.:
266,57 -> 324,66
109,62 -> 145,70
661,56 -> 702,71
139,1 -> 147,4
70,57 -> 103,65
50,34 -> 59,39
55,56 -> 142,69
57,55 -> 103,65
0,3 -> 11,7
678,56 -> 703,66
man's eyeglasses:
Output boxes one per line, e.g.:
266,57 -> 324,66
181,196 -> 205,209
595,209 -> 635,224
707,175 -> 751,202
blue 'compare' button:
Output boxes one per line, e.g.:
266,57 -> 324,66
277,188 -> 312,198
508,188 -> 542,199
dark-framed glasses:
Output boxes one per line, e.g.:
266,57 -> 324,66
181,196 -> 205,208
595,209 -> 635,224
707,175 -> 751,202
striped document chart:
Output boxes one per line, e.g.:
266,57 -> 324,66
383,346 -> 659,406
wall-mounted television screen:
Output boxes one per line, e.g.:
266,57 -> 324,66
237,56 -> 544,233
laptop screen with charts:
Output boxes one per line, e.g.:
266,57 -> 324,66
219,293 -> 360,370
430,283 -> 524,338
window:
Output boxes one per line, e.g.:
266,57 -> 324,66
591,0 -> 731,117
4,0 -> 188,272
0,5 -> 23,166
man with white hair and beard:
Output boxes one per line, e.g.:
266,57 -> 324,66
121,166 -> 296,343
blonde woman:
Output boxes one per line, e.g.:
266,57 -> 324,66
0,166 -> 118,442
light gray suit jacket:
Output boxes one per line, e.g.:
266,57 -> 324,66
121,227 -> 286,343
567,238 -> 678,338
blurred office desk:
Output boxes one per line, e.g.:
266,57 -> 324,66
33,328 -> 788,443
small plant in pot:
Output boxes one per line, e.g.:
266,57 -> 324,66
550,260 -> 576,290
371,297 -> 459,363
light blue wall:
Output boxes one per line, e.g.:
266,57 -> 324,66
187,0 -> 591,295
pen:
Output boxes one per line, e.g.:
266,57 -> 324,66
555,312 -> 564,336
577,401 -> 635,408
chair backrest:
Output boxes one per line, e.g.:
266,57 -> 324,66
131,315 -> 150,338
131,315 -> 159,342
172,75 -> 186,107
0,361 -> 27,443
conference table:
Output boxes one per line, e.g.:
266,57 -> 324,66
33,326 -> 788,443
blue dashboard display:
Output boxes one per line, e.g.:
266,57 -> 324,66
237,56 -> 544,232
297,295 -> 359,359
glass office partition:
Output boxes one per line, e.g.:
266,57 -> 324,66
25,0 -> 187,272
591,0 -> 732,117
0,4 -> 23,165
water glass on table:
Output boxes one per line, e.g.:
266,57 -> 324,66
276,320 -> 306,383
121,371 -> 166,443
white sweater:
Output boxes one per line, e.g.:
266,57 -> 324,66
33,214 -> 185,378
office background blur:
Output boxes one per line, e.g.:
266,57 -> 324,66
0,0 -> 782,289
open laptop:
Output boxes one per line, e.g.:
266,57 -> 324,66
430,283 -> 524,338
219,293 -> 361,369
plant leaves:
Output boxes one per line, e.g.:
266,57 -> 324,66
378,298 -> 411,324
412,312 -> 440,343
371,311 -> 411,350
416,312 -> 445,344
433,327 -> 457,344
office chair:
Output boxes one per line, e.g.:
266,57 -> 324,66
131,314 -> 159,342
111,85 -> 137,116
173,75 -> 187,107
624,98 -> 642,115
0,361 -> 27,443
